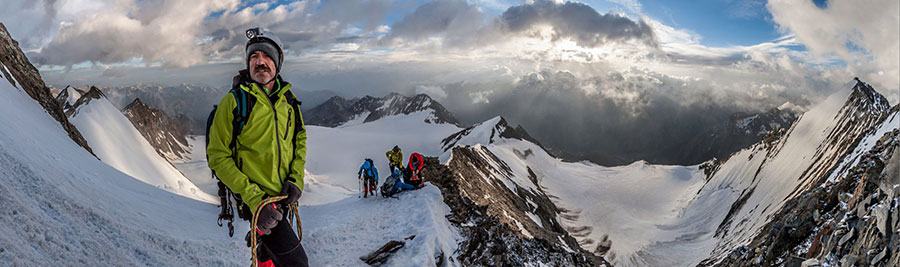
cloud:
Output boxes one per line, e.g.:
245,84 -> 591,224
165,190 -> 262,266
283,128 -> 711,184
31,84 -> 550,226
387,0 -> 486,42
415,84 -> 448,100
497,0 -> 657,48
383,0 -> 658,52
767,0 -> 900,94
26,0 -> 400,68
0,0 -> 61,48
30,0 -> 239,67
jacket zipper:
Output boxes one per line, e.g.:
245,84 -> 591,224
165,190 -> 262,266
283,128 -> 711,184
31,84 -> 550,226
261,88 -> 283,183
285,111 -> 292,141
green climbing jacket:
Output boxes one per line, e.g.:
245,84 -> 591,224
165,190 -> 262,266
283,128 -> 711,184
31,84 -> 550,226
207,77 -> 306,214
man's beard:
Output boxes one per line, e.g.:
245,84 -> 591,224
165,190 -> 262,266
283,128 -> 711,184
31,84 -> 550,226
252,65 -> 275,85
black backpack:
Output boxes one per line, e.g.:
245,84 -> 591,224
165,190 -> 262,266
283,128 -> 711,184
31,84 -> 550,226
205,75 -> 303,237
381,174 -> 400,198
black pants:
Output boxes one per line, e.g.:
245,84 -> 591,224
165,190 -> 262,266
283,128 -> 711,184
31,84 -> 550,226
389,163 -> 403,173
257,210 -> 309,267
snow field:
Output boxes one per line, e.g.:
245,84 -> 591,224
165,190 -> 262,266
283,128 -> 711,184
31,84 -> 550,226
0,64 -> 247,266
300,185 -> 459,266
484,139 -> 706,266
68,95 -> 215,203
305,111 -> 461,197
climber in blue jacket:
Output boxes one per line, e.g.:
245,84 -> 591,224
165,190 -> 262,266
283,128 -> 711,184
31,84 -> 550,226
358,158 -> 379,198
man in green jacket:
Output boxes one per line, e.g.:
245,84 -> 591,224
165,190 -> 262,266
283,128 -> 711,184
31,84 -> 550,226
207,27 -> 308,267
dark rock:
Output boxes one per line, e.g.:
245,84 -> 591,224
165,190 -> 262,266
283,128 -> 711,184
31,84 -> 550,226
360,240 -> 405,265
420,155 -> 603,266
122,98 -> 193,161
839,229 -> 855,247
715,98 -> 899,266
305,93 -> 460,127
0,23 -> 93,155
872,247 -> 888,265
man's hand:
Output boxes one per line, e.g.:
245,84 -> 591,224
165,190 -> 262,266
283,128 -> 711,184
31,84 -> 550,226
257,203 -> 282,235
280,182 -> 302,205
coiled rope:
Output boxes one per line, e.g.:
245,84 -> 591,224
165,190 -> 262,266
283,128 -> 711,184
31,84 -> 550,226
250,196 -> 302,267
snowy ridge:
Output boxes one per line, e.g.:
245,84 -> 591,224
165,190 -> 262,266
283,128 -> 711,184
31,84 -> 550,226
305,93 -> 461,128
434,79 -> 895,266
67,87 -> 214,203
438,116 -> 704,266
440,116 -> 505,153
630,79 -> 894,266
825,106 -> 900,184
1,68 -> 466,266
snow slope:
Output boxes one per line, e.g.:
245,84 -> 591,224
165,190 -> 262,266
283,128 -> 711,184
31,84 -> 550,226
306,111 -> 461,195
440,116 -> 707,266
1,67 -> 463,266
171,135 -> 217,196
825,106 -> 900,184
0,64 -> 248,266
634,81 -> 894,266
179,108 -> 464,265
67,93 -> 215,203
301,185 -> 459,266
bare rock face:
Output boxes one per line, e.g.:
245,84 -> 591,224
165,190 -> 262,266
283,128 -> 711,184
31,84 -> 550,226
717,106 -> 899,267
122,98 -> 192,161
0,23 -> 93,155
421,154 -> 604,266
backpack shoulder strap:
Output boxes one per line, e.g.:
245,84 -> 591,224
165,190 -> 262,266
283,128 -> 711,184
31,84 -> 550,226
284,89 -> 305,183
228,72 -> 257,149
283,89 -> 304,135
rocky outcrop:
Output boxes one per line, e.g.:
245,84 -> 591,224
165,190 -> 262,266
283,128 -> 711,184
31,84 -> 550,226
64,86 -> 106,117
122,98 -> 192,161
706,78 -> 899,266
422,153 -> 604,266
677,108 -> 797,164
718,127 -> 899,266
305,93 -> 461,127
0,23 -> 93,155
98,83 -> 224,134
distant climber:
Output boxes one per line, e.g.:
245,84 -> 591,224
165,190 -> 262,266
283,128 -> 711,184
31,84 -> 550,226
385,145 -> 403,172
358,158 -> 379,198
207,27 -> 308,267
381,168 -> 418,198
404,152 -> 425,188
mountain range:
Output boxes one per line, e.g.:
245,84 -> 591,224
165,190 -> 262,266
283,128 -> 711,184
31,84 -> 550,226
2,21 -> 898,267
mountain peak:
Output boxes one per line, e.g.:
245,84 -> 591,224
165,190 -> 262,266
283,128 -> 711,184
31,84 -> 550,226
0,23 -> 93,154
441,115 -> 547,153
305,92 -> 461,127
121,97 -> 192,161
848,78 -> 891,113
72,86 -> 105,108
123,97 -> 148,111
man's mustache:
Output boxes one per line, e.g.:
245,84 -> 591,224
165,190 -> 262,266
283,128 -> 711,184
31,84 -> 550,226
254,64 -> 271,72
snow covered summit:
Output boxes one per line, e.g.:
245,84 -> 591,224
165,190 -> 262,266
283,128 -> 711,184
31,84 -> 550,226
305,92 -> 461,127
634,78 -> 899,266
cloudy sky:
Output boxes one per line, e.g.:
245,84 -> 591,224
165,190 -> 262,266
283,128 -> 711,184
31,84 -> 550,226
3,0 -> 897,164
3,0 -> 895,96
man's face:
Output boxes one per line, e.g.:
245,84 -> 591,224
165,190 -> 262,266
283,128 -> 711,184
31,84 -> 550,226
249,50 -> 276,85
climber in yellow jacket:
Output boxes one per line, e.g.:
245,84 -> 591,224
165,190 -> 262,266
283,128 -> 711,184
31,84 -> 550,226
385,145 -> 403,172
